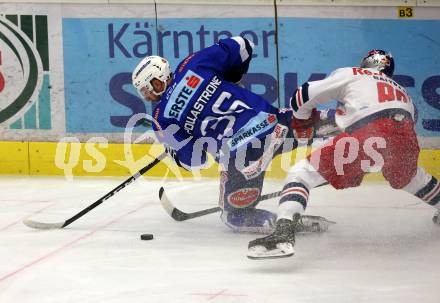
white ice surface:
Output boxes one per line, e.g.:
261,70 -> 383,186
0,176 -> 439,303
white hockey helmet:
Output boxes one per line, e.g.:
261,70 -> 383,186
132,55 -> 172,98
360,49 -> 394,77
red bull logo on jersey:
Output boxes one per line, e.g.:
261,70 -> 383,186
165,70 -> 204,121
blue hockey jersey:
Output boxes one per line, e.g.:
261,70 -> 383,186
152,37 -> 292,169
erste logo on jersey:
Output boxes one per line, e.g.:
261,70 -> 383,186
164,70 -> 204,121
227,112 -> 278,150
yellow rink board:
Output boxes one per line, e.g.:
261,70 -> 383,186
0,141 -> 29,175
0,141 -> 439,181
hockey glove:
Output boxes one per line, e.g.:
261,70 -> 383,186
315,109 -> 340,137
291,109 -> 320,140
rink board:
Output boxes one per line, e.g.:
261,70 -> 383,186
0,2 -> 439,144
0,141 -> 439,180
0,2 -> 439,180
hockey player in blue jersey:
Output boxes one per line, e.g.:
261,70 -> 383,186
132,36 -> 335,233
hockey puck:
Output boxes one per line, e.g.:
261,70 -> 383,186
140,233 -> 154,241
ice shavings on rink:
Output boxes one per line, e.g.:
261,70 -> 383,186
0,176 -> 439,303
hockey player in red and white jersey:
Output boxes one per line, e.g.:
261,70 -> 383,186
247,49 -> 440,259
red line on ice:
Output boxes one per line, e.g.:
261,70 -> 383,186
190,289 -> 248,301
0,203 -> 149,283
0,199 -> 51,203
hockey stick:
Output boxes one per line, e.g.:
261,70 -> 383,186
159,187 -> 281,221
23,152 -> 167,230
159,182 -> 329,222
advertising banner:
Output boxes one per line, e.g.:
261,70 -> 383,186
0,3 -> 439,145
0,3 -> 66,142
63,17 -> 277,133
0,15 -> 51,129
278,17 -> 440,137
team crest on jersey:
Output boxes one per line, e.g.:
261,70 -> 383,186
164,70 -> 204,121
228,188 -> 260,208
227,112 -> 278,150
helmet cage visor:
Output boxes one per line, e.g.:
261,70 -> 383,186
136,78 -> 168,100
360,49 -> 394,77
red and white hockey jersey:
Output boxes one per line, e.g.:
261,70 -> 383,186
291,67 -> 415,130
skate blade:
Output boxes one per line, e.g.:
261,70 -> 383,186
247,243 -> 295,260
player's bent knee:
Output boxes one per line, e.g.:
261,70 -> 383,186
385,166 -> 418,189
331,174 -> 364,190
389,177 -> 412,189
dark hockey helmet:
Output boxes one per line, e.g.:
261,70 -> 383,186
360,49 -> 395,77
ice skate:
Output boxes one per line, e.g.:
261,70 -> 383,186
247,215 -> 300,260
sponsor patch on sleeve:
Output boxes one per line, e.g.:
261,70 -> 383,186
227,112 -> 278,150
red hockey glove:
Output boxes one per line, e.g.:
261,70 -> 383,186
291,109 -> 320,140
